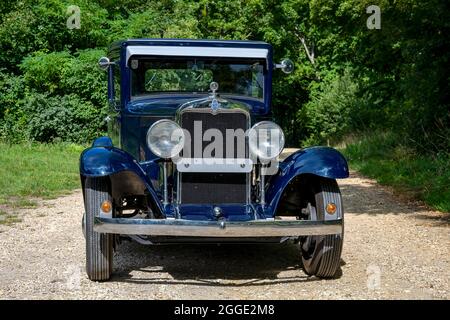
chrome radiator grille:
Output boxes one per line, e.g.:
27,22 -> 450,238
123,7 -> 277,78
180,109 -> 249,159
178,109 -> 249,204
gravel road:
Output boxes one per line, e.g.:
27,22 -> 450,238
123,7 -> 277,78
0,172 -> 448,299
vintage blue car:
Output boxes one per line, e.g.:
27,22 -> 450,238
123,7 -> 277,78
80,39 -> 349,281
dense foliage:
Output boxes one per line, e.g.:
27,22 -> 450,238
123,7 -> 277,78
0,0 -> 448,153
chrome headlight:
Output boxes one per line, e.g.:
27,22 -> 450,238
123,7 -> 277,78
146,120 -> 185,158
248,121 -> 285,161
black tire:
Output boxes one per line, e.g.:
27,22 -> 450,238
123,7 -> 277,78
84,177 -> 113,281
300,178 -> 344,279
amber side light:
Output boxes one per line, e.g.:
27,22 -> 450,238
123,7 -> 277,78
326,203 -> 337,214
101,200 -> 112,213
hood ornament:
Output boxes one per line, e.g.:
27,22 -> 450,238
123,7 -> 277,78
210,81 -> 219,96
209,82 -> 220,113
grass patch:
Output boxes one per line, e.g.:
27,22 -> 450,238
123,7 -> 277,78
0,143 -> 84,208
341,132 -> 450,213
0,210 -> 22,225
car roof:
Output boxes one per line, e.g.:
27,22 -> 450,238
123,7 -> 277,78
109,38 -> 272,54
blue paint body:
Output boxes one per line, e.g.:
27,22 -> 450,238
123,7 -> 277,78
80,39 -> 349,221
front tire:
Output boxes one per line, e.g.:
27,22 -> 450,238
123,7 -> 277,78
300,178 -> 344,279
84,177 -> 113,281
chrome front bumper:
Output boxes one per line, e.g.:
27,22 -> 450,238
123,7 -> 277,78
94,217 -> 343,237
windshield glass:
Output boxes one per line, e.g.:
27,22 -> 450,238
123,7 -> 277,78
130,57 -> 265,99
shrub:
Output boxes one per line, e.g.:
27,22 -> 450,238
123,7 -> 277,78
0,0 -> 109,72
298,67 -> 359,146
1,48 -> 108,144
20,51 -> 73,95
61,49 -> 108,106
0,73 -> 28,143
24,93 -> 106,144
20,49 -> 107,105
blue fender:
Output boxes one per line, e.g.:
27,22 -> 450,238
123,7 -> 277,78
266,146 -> 349,216
80,137 -> 164,214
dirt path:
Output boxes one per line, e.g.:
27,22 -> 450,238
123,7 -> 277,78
0,172 -> 448,299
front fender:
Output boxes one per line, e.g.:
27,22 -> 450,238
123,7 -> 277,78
266,146 -> 349,215
80,145 -> 144,178
80,137 -> 164,214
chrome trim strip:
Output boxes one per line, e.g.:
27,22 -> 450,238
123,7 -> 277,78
162,161 -> 169,205
176,158 -> 253,173
94,217 -> 343,237
260,170 -> 265,206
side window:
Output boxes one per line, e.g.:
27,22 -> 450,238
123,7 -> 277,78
108,63 -> 121,147
113,64 -> 121,107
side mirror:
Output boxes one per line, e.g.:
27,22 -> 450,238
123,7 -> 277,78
99,57 -> 120,111
98,57 -> 113,71
275,59 -> 294,74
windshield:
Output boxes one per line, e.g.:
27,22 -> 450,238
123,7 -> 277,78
130,56 -> 265,100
